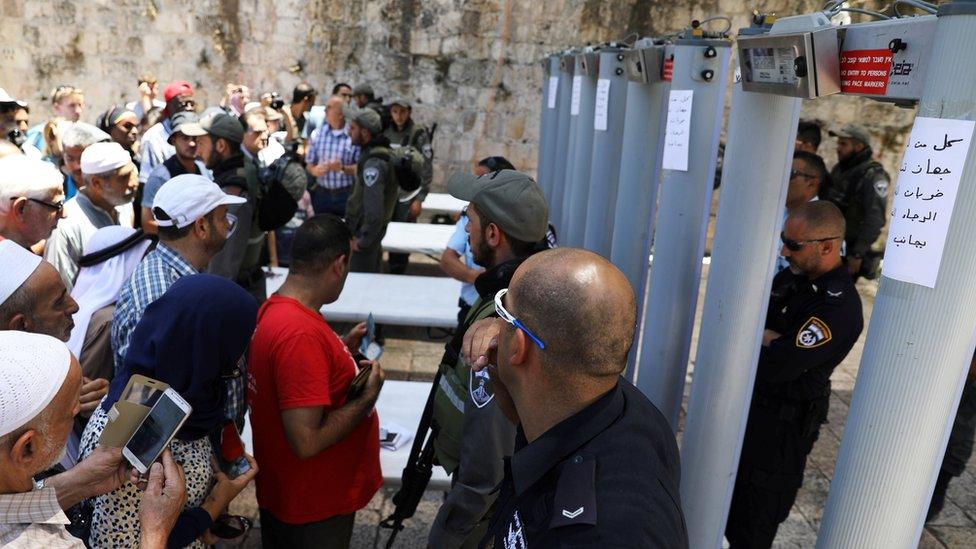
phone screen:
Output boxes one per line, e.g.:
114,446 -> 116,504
125,393 -> 189,469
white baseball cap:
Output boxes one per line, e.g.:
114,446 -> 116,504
152,174 -> 246,229
80,142 -> 131,175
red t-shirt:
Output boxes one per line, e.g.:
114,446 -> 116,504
247,295 -> 381,523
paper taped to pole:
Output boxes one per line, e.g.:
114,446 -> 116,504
594,79 -> 611,131
547,76 -> 558,109
882,116 -> 976,288
571,75 -> 582,116
663,89 -> 693,171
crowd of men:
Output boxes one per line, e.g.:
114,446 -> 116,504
0,74 -> 971,549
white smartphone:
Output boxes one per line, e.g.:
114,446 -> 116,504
122,388 -> 193,474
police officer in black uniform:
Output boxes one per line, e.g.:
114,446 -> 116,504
461,248 -> 687,549
726,201 -> 864,548
824,123 -> 890,280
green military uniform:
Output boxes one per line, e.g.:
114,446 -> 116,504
385,110 -> 433,274
207,152 -> 266,300
345,137 -> 398,273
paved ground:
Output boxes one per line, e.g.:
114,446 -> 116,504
221,254 -> 976,548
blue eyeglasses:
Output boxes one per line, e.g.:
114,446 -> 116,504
494,289 -> 545,350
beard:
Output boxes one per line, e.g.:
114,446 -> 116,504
472,236 -> 495,269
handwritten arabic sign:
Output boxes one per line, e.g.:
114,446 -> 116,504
547,77 -> 558,109
570,75 -> 582,116
882,116 -> 976,288
662,90 -> 693,171
594,79 -> 611,131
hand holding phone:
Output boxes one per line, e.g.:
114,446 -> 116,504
347,360 -> 385,407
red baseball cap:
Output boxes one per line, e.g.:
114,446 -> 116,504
163,80 -> 194,102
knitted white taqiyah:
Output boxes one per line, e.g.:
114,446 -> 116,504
0,331 -> 71,437
0,240 -> 42,307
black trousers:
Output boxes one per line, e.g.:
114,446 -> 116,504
725,397 -> 826,549
260,509 -> 355,549
388,199 -> 414,274
928,379 -> 976,519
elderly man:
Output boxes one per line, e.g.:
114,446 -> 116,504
112,174 -> 244,374
306,95 -> 359,216
60,122 -> 111,200
139,81 -> 196,184
45,142 -> 138,291
0,155 -> 65,249
460,248 -> 687,547
0,330 -> 185,548
727,201 -> 863,548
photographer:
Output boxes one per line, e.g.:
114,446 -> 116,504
0,90 -> 40,158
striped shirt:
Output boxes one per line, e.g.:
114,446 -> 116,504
305,123 -> 359,190
111,242 -> 197,375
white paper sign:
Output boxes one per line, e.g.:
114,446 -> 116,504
882,116 -> 976,288
547,77 -> 558,109
570,75 -> 582,116
594,79 -> 611,131
663,90 -> 694,171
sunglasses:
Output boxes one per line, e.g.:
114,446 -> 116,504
790,169 -> 817,180
780,232 -> 841,252
494,288 -> 546,350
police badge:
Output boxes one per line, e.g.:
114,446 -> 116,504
363,166 -> 380,187
470,369 -> 494,408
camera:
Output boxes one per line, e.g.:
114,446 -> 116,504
270,92 -> 285,110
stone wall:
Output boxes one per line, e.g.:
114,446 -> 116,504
0,0 -> 919,186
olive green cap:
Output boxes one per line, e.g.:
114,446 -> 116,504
446,169 -> 549,242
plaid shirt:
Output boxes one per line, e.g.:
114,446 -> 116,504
306,123 -> 359,190
0,487 -> 80,548
111,242 -> 198,375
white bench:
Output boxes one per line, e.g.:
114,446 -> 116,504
382,222 -> 455,256
265,268 -> 461,328
242,380 -> 451,491
422,193 -> 467,216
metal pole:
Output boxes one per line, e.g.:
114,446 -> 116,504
546,53 -> 575,229
561,51 -> 599,247
818,2 -> 976,546
679,21 -> 815,545
536,55 -> 560,198
583,47 -> 629,257
610,43 -> 668,295
634,38 -> 731,429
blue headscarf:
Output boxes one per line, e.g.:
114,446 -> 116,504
102,274 -> 258,440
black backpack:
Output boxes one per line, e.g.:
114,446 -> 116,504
257,154 -> 307,231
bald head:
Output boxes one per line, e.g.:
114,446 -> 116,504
789,200 -> 846,238
509,248 -> 636,378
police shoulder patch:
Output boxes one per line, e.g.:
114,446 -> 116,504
422,143 -> 433,159
469,368 -> 494,408
363,166 -> 380,187
873,179 -> 889,198
796,316 -> 832,349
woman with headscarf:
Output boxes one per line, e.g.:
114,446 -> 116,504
79,274 -> 259,548
96,105 -> 140,162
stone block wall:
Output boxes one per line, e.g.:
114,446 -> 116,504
0,0 -> 919,187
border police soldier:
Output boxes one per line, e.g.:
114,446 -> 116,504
824,123 -> 890,280
460,248 -> 687,548
384,95 -> 433,274
345,109 -> 397,273
726,201 -> 864,548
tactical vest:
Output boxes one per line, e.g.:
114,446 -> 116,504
431,297 -> 497,473
346,145 -> 400,235
827,155 -> 886,246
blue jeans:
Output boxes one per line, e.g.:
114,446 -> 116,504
311,186 -> 352,218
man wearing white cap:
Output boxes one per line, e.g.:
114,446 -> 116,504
0,331 -> 187,548
0,154 -> 66,249
111,174 -> 244,375
0,240 -> 111,419
44,142 -> 138,291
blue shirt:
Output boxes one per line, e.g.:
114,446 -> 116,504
447,215 -> 479,306
111,242 -> 197,374
139,119 -> 175,183
305,123 -> 359,190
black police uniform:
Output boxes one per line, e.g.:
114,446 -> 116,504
726,265 -> 863,548
825,146 -> 890,278
481,380 -> 688,549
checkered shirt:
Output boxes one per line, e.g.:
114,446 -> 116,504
0,487 -> 80,548
111,242 -> 198,375
305,124 -> 360,190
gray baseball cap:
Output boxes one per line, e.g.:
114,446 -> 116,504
446,169 -> 549,242
829,123 -> 871,146
388,95 -> 412,109
352,83 -> 374,96
200,112 -> 243,144
352,108 -> 382,135
167,111 -> 206,144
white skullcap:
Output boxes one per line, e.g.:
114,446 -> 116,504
0,331 -> 71,437
0,240 -> 42,307
0,155 -> 64,209
80,142 -> 131,175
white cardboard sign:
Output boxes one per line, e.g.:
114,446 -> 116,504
662,90 -> 694,171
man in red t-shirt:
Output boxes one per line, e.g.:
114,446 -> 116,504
248,214 -> 385,548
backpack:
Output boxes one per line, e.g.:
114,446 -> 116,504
256,154 -> 307,231
369,147 -> 424,193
